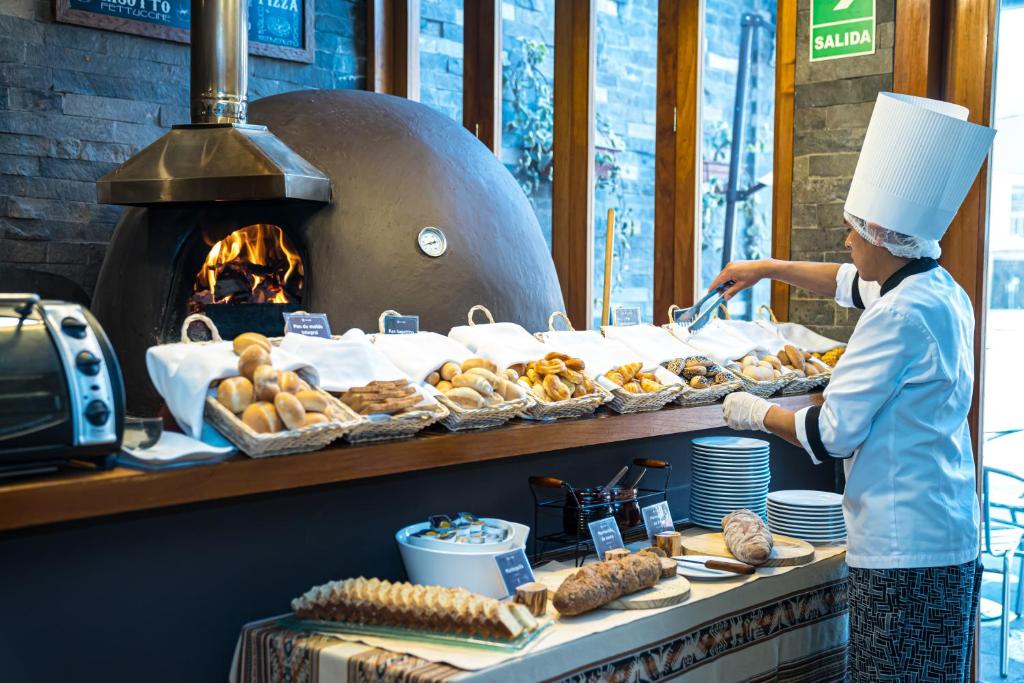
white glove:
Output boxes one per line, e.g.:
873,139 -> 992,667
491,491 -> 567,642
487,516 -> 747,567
722,392 -> 772,432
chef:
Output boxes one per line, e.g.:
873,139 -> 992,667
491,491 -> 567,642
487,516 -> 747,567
711,92 -> 996,683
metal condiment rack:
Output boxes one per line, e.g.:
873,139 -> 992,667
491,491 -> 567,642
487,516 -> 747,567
527,458 -> 673,567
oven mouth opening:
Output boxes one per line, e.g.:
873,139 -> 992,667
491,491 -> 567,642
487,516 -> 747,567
188,223 -> 303,313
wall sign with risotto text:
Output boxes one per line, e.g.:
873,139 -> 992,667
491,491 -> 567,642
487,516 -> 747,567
55,0 -> 315,63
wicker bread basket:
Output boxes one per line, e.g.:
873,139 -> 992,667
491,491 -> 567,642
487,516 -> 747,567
180,314 -> 363,457
668,356 -> 742,407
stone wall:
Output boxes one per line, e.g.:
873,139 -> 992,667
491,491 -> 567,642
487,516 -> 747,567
788,0 -> 895,341
0,0 -> 364,297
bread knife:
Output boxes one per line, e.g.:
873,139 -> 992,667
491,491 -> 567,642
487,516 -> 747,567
674,556 -> 755,575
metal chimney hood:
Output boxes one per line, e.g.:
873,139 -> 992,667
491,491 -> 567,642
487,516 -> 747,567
97,0 -> 330,205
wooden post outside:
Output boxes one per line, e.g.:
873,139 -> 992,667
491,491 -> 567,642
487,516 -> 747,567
653,0 -> 701,324
463,0 -> 502,153
368,0 -> 420,100
552,0 -> 596,329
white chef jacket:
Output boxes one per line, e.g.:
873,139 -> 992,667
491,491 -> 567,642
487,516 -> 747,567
794,259 -> 979,569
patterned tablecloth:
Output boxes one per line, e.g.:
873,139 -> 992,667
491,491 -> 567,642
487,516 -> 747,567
231,546 -> 848,683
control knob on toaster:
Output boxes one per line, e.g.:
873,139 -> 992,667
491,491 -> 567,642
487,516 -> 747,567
76,350 -> 102,376
61,316 -> 88,339
84,400 -> 111,427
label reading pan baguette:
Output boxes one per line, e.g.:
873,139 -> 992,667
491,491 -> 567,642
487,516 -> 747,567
383,315 -> 420,334
588,517 -> 625,560
283,312 -> 332,338
494,548 -> 536,597
612,306 -> 641,326
641,501 -> 675,544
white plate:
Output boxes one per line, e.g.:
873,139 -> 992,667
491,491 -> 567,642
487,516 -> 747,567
692,451 -> 769,461
692,445 -> 770,455
767,509 -> 844,522
692,478 -> 771,489
692,463 -> 771,474
674,554 -> 744,581
767,519 -> 845,532
692,436 -> 771,450
767,490 -> 842,508
767,525 -> 846,540
691,487 -> 768,500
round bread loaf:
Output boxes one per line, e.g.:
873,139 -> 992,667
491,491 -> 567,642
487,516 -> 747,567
274,391 -> 306,430
233,332 -> 272,356
242,401 -> 282,433
238,345 -> 270,380
279,370 -> 303,393
253,365 -> 281,401
216,376 -> 253,414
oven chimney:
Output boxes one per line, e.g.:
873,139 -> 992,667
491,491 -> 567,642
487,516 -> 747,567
190,0 -> 247,125
96,0 -> 330,205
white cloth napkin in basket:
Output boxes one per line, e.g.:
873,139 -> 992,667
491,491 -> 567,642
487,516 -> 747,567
601,324 -> 704,367
277,330 -> 412,392
718,319 -> 788,355
762,321 -> 845,353
448,321 -> 550,371
146,340 -> 319,439
372,331 -> 474,382
667,318 -> 767,365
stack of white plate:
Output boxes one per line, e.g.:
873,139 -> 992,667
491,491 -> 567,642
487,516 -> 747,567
689,436 -> 770,530
767,490 -> 846,543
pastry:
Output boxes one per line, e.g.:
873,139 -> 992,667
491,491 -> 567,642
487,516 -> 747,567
440,362 -> 461,381
560,367 -> 586,385
216,376 -> 253,414
253,365 -> 281,401
722,509 -> 774,565
451,373 -> 494,396
237,344 -> 270,380
536,359 -> 567,376
565,357 -> 585,372
623,381 -> 642,394
619,362 -> 642,383
232,332 -> 272,356
503,368 -> 519,382
552,553 -> 662,616
543,374 -> 571,401
444,387 -> 486,410
242,401 -> 282,433
465,367 -> 502,387
494,378 -> 525,401
640,378 -> 664,393
274,391 -> 307,430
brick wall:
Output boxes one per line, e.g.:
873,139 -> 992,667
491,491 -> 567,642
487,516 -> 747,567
788,0 -> 894,341
0,0 -> 365,297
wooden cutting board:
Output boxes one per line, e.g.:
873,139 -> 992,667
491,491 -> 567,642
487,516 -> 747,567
602,575 -> 691,610
679,527 -> 814,567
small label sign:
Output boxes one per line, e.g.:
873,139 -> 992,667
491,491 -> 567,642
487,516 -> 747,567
494,548 -> 536,597
588,517 -> 625,560
613,306 -> 641,326
283,312 -> 331,338
383,315 -> 420,334
642,501 -> 675,545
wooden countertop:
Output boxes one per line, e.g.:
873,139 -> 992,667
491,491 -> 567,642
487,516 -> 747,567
0,393 -> 822,533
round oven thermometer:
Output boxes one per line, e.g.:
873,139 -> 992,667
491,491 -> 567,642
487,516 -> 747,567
417,226 -> 448,257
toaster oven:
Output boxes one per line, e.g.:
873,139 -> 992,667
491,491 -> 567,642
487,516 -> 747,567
0,293 -> 125,471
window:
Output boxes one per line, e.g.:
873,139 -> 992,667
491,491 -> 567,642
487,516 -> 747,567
699,1 -> 777,320
501,0 -> 555,249
1011,186 -> 1024,238
419,0 -> 464,122
590,0 -> 658,328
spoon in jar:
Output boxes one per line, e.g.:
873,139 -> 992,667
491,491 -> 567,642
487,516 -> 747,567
601,466 -> 630,494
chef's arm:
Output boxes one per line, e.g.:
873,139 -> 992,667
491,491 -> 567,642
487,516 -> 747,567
708,260 -> 841,302
763,405 -> 801,448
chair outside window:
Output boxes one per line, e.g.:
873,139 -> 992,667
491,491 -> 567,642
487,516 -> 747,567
982,466 -> 1024,678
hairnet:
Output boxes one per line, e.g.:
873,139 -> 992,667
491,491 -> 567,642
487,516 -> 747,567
843,211 -> 942,259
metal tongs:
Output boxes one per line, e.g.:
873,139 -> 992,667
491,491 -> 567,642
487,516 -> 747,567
672,280 -> 735,333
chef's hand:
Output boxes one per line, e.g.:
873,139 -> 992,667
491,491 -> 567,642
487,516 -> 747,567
708,260 -> 774,301
723,392 -> 773,432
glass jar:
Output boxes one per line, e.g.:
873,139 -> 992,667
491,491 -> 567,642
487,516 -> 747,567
611,487 -> 641,533
563,487 -> 614,538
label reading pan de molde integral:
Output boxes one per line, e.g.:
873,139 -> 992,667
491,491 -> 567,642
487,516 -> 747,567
588,517 -> 625,561
494,548 -> 536,597
283,312 -> 331,338
383,315 -> 420,334
612,306 -> 641,326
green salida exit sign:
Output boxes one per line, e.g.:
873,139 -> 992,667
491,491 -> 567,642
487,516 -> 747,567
810,0 -> 876,62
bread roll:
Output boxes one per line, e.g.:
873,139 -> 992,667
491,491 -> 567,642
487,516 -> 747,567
436,380 -> 453,393
426,372 -> 440,386
233,332 -> 272,356
495,378 -> 525,401
742,365 -> 774,382
552,554 -> 661,616
722,509 -> 773,565
238,345 -> 271,380
462,358 -> 498,374
302,412 -> 329,427
294,389 -> 329,413
452,373 -> 494,396
762,355 -> 782,371
465,366 -> 502,387
278,370 -> 303,393
783,345 -> 805,372
253,365 -> 281,401
273,391 -> 306,430
444,387 -> 486,409
216,376 -> 253,414
440,362 -> 461,381
242,401 -> 282,433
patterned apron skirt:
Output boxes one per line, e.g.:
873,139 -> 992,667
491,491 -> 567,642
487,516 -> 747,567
847,558 -> 982,683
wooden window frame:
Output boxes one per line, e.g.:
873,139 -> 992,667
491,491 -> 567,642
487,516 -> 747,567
367,0 -> 420,99
463,0 -> 502,153
771,0 -> 797,321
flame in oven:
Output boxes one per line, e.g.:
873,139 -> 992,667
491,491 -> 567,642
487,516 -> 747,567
189,224 -> 303,312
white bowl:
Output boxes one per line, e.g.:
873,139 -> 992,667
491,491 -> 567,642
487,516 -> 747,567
400,518 -> 518,554
395,520 -> 531,599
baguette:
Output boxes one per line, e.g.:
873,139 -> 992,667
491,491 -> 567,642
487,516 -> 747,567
722,509 -> 773,565
552,553 -> 661,616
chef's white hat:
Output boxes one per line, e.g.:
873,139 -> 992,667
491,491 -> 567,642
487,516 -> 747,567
845,92 -> 996,241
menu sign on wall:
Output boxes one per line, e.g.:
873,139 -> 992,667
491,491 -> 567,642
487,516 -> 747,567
55,0 -> 315,63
